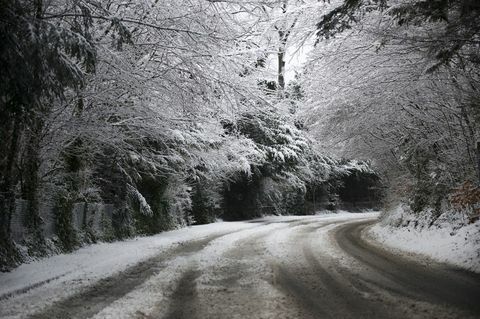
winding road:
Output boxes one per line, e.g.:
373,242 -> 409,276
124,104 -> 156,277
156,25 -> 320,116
3,214 -> 480,319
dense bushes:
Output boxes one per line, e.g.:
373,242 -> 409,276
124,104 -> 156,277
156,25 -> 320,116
220,109 -> 382,220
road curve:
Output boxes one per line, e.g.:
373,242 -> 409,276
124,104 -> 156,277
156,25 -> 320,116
336,221 -> 480,315
2,214 -> 479,319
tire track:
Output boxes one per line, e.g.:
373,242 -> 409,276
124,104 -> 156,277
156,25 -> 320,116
269,218 -> 394,319
156,218 -> 317,319
335,220 -> 480,317
162,269 -> 201,319
27,225 -> 267,319
269,219 -> 363,319
0,271 -> 73,302
23,214 -> 472,319
157,217 -> 348,319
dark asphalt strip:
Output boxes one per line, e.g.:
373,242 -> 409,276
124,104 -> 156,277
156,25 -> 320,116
162,269 -> 201,319
272,218 -> 394,319
335,220 -> 480,316
272,263 -> 332,319
27,236 -> 216,319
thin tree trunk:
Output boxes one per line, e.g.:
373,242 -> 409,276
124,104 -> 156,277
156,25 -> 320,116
275,0 -> 297,98
22,0 -> 47,246
0,112 -> 22,269
23,118 -> 43,231
476,140 -> 480,186
277,47 -> 286,93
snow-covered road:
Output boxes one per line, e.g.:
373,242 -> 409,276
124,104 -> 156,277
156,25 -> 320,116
1,212 -> 479,319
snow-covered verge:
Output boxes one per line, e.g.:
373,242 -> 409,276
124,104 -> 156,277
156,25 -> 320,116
368,205 -> 480,273
0,221 -> 256,300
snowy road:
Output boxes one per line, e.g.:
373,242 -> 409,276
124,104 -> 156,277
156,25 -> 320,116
1,213 -> 479,319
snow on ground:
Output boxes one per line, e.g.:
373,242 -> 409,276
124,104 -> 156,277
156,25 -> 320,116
264,212 -> 378,260
0,211 -> 378,319
0,213 -> 350,300
0,212 -> 375,299
368,205 -> 480,273
0,221 -> 255,300
90,221 -> 293,319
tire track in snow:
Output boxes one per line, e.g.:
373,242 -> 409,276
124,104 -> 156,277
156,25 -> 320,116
162,268 -> 201,319
269,218 -> 386,319
335,220 -> 480,318
21,213 -> 477,319
154,217 -> 346,319
0,271 -> 73,302
152,218 -> 319,319
299,221 -> 396,319
27,226 -> 266,319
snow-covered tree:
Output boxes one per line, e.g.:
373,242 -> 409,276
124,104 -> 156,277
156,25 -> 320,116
0,0 -> 96,268
301,0 -> 480,214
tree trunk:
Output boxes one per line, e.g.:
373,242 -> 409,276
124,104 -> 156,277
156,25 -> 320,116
277,48 -> 286,94
22,118 -> 43,232
0,112 -> 22,269
276,0 -> 296,98
22,0 -> 47,247
476,140 -> 480,186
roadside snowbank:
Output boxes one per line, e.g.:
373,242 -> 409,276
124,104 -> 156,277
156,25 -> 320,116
368,205 -> 480,273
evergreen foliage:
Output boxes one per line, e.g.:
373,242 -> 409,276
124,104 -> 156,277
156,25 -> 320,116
0,0 -> 95,268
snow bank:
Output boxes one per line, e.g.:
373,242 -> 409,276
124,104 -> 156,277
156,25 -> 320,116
369,205 -> 480,273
